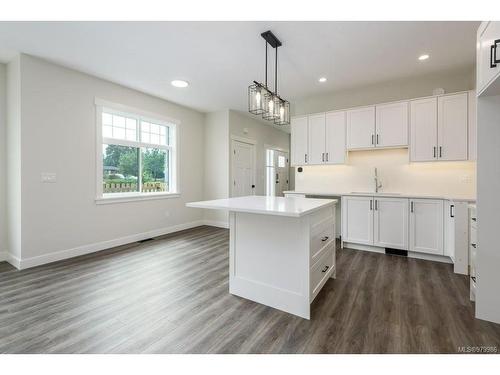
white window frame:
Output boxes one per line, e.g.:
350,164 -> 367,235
95,98 -> 180,204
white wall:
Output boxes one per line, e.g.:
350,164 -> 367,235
292,67 -> 475,116
229,110 -> 290,197
295,148 -> 476,198
12,54 -> 205,267
476,94 -> 500,324
203,110 -> 229,226
6,55 -> 22,264
0,63 -> 6,257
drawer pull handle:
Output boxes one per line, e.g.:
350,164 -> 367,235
472,243 -> 477,248
321,236 -> 329,242
321,265 -> 330,273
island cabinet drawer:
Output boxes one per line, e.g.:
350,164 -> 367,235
310,245 -> 334,302
310,206 -> 334,228
310,216 -> 335,261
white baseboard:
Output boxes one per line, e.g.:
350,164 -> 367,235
0,251 -> 6,262
17,220 -> 206,270
203,220 -> 229,229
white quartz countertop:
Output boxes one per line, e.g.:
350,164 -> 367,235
186,195 -> 337,218
283,190 -> 476,203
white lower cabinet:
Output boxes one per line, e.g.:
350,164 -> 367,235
342,196 -> 374,245
409,199 -> 444,255
373,197 -> 409,250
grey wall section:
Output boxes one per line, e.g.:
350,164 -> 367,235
203,110 -> 230,225
0,63 -> 6,255
292,67 -> 475,116
476,94 -> 500,324
229,110 -> 290,197
6,56 -> 22,263
14,54 -> 205,266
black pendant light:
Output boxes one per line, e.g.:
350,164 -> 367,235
248,30 -> 290,126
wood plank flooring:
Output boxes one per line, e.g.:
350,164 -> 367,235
1,225 -> 499,354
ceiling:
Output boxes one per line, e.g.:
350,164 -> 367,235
0,21 -> 479,116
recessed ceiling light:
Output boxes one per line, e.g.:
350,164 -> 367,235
418,54 -> 430,61
171,80 -> 189,88
319,77 -> 327,83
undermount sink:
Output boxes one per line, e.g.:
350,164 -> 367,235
350,192 -> 401,196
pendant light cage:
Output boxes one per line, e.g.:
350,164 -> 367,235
248,82 -> 266,115
274,98 -> 290,126
248,30 -> 290,126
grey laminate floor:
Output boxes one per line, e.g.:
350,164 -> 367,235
1,225 -> 499,354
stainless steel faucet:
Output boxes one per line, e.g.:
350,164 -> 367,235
374,167 -> 382,193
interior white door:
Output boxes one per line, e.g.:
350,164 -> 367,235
409,199 -> 444,255
275,151 -> 289,196
373,197 -> 409,250
308,113 -> 326,164
375,101 -> 409,148
346,106 -> 375,150
232,140 -> 255,197
291,116 -> 308,166
342,196 -> 374,245
410,97 -> 438,162
325,111 -> 346,164
437,93 -> 468,161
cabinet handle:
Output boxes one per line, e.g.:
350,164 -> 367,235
472,217 -> 477,222
375,199 -> 378,210
371,134 -> 374,145
326,152 -> 329,162
491,44 -> 498,68
322,153 -> 325,162
305,154 -> 308,163
450,204 -> 455,218
433,146 -> 437,158
471,243 -> 477,248
495,39 -> 500,64
376,134 -> 379,145
321,236 -> 329,242
410,201 -> 414,213
321,265 -> 330,273
439,146 -> 442,158
370,200 -> 373,211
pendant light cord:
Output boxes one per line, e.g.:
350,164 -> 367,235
265,41 -> 268,88
275,46 -> 278,94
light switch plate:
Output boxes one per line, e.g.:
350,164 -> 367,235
41,173 -> 57,183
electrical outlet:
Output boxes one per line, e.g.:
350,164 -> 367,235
41,173 -> 57,183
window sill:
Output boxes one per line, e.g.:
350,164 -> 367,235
95,192 -> 181,205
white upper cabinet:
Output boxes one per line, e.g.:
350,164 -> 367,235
437,93 -> 468,161
373,197 -> 409,250
409,199 -> 444,255
325,111 -> 346,164
308,113 -> 326,164
410,97 -> 438,162
477,22 -> 500,96
346,106 -> 375,150
375,101 -> 408,148
291,116 -> 308,166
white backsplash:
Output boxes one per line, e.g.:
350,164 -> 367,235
295,148 -> 476,198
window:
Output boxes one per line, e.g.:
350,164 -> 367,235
97,102 -> 178,201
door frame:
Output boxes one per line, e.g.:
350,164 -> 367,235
230,135 -> 257,197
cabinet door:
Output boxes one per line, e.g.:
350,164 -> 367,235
410,97 -> 438,162
342,196 -> 374,245
373,198 -> 409,250
477,22 -> 500,95
291,116 -> 308,166
346,106 -> 375,149
375,101 -> 408,148
437,93 -> 468,161
409,199 -> 444,255
308,113 -> 326,165
325,111 -> 346,164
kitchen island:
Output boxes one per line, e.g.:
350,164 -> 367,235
187,196 -> 337,319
